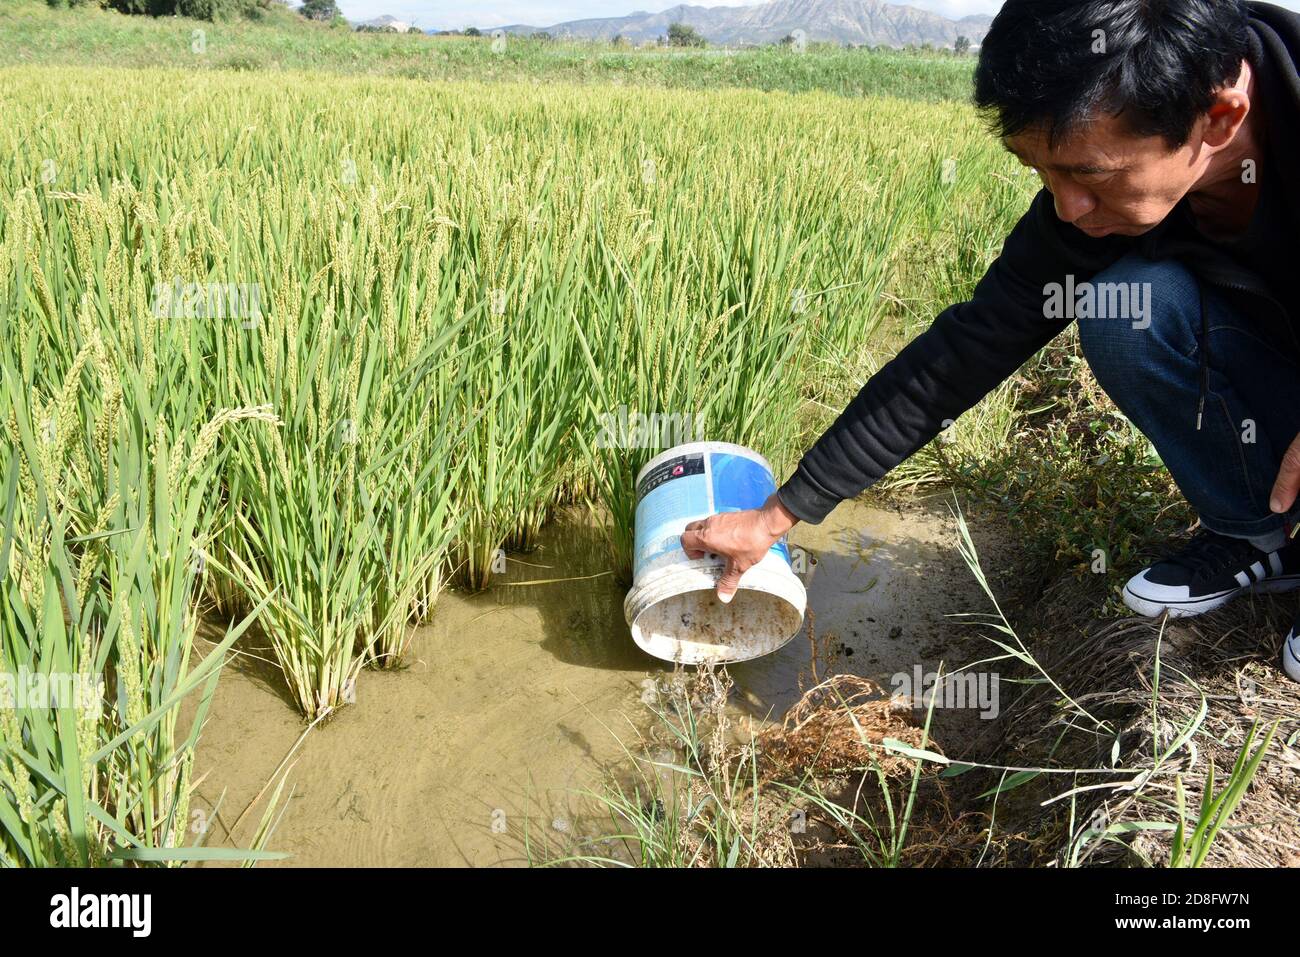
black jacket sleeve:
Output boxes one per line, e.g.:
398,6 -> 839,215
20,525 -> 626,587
777,190 -> 1127,524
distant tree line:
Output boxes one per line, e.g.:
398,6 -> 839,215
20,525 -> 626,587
47,0 -> 261,18
40,2 -> 976,50
653,22 -> 971,53
429,28 -> 556,40
43,0 -> 344,25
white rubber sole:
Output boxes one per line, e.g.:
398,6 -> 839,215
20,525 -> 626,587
1283,634 -> 1300,683
1122,575 -> 1300,619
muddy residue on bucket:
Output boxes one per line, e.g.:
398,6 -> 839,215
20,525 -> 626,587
191,494 -> 1010,865
629,586 -> 805,664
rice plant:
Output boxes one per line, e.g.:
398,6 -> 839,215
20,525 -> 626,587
0,68 -> 1026,755
0,339 -> 279,864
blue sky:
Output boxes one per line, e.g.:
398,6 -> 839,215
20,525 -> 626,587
343,1 -> 1300,32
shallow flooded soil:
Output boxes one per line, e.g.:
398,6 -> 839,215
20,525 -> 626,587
192,495 -> 1010,866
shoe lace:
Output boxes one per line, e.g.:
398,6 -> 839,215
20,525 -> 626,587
1167,530 -> 1261,578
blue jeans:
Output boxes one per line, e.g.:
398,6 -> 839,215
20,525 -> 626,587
1077,253 -> 1300,552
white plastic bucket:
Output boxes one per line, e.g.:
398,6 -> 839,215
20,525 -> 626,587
624,442 -> 807,665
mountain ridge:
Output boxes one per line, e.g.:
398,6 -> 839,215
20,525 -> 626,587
491,0 -> 991,47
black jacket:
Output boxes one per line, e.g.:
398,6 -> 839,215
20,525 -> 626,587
777,1 -> 1300,525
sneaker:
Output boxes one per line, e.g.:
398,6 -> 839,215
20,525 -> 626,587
1283,616 -> 1300,682
1122,529 -> 1300,618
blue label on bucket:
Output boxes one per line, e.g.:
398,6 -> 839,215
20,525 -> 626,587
633,449 -> 790,575
710,453 -> 772,512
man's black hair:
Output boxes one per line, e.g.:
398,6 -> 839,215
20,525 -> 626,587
974,0 -> 1251,148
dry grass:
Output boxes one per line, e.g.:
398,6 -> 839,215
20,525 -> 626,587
757,674 -> 928,777
751,674 -> 1019,866
967,573 -> 1300,867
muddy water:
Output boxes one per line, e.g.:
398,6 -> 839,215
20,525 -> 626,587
192,495 -> 1004,866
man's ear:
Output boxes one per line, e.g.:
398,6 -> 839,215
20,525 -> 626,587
1201,59 -> 1252,149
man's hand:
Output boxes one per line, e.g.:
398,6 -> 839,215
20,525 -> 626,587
1269,431 -> 1300,516
680,494 -> 799,603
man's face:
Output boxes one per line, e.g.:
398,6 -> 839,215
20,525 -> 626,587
1004,113 -> 1209,238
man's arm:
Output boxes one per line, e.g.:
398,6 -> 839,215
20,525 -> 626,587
779,194 -> 1077,523
683,190 -> 1127,598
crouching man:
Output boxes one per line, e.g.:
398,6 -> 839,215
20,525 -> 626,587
682,0 -> 1300,679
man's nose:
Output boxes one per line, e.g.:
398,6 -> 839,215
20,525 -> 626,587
1049,178 -> 1098,224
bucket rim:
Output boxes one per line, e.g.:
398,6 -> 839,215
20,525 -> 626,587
634,441 -> 774,488
625,560 -> 807,665
623,554 -> 805,618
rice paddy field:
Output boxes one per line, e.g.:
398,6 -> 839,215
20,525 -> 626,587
3,4 -> 1297,872
0,0 -> 976,98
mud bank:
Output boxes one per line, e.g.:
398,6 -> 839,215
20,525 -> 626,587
192,494 -> 1010,866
